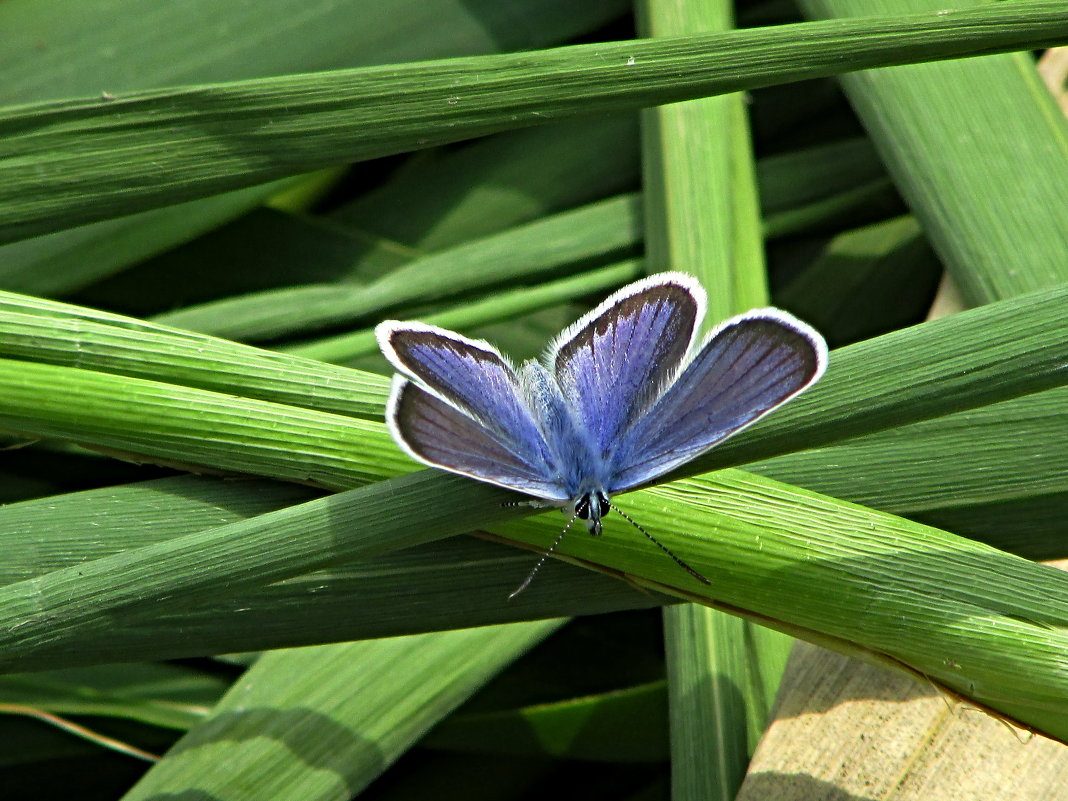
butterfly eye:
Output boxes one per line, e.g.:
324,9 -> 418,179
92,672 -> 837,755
574,492 -> 607,537
574,494 -> 592,520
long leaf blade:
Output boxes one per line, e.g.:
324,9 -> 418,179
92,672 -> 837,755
3,3 -> 1068,240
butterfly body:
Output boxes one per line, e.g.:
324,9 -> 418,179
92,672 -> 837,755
377,272 -> 827,591
516,360 -> 610,506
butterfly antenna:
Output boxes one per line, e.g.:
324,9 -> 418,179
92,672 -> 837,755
508,511 -> 579,601
607,501 -> 710,586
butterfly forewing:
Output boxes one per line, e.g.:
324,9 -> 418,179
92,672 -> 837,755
550,273 -> 704,458
607,311 -> 826,492
388,377 -> 569,500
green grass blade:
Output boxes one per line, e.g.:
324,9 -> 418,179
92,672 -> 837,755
284,261 -> 644,363
0,181 -> 292,296
121,623 -> 562,801
329,114 -> 641,253
76,207 -> 416,315
9,373 -> 1064,661
423,680 -> 669,761
79,130 -> 883,322
0,293 -> 389,418
207,137 -> 894,346
802,0 -> 1068,303
0,477 -> 320,586
150,194 -> 643,340
0,358 -> 402,489
7,457 -> 1068,742
3,369 -> 1057,663
757,138 -> 886,223
0,663 -> 226,731
763,176 -> 900,239
638,0 -> 776,795
3,3 -> 1068,241
43,544 -> 664,670
689,283 -> 1068,472
753,386 -> 1068,515
917,491 -> 1068,559
0,286 -> 1062,496
1,0 -> 627,105
0,472 -> 517,672
490,470 -> 1068,741
775,215 -> 940,347
639,7 -> 766,316
3,4 -> 1064,789
0,475 -> 664,664
0,0 -> 624,292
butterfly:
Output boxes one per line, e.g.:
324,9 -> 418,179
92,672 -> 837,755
376,272 -> 827,596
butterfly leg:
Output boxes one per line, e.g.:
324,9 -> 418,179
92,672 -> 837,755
501,498 -> 563,510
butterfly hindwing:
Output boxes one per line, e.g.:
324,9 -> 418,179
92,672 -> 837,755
606,309 -> 827,492
377,322 -> 566,500
387,377 -> 569,500
549,272 -> 705,459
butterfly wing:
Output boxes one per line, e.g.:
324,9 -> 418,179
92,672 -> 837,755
378,321 -> 568,500
607,309 -> 827,492
548,272 -> 705,460
387,377 -> 569,499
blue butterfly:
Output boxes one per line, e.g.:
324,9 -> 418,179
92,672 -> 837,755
377,272 -> 827,596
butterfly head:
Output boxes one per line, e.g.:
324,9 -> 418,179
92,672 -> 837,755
572,490 -> 610,537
